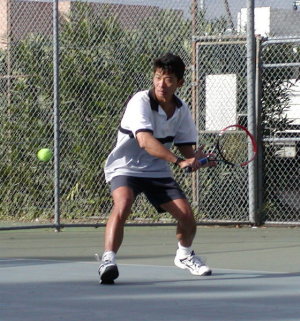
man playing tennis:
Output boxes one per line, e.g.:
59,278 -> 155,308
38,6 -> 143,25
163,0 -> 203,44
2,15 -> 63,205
99,53 -> 215,284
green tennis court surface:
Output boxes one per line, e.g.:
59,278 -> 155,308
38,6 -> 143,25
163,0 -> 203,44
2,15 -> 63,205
1,226 -> 300,321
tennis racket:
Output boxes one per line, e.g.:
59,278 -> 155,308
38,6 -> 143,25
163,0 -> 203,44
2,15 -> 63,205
185,124 -> 257,172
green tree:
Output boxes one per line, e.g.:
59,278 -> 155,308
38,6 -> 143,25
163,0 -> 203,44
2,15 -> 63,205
261,43 -> 297,136
0,3 -> 239,222
260,42 -> 299,221
0,3 -> 194,221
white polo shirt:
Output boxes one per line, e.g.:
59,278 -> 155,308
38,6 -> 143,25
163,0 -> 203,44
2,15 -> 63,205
104,89 -> 197,182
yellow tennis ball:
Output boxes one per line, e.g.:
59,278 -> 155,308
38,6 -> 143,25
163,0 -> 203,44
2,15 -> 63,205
37,148 -> 53,162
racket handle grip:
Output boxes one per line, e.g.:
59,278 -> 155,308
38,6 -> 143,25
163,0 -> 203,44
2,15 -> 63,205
198,157 -> 209,165
184,158 -> 208,173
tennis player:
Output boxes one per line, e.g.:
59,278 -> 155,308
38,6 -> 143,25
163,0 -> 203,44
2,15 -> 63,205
99,53 -> 215,283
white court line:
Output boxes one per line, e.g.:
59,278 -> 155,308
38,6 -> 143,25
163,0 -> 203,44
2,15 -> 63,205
0,257 -> 287,274
118,263 -> 286,274
0,258 -> 74,264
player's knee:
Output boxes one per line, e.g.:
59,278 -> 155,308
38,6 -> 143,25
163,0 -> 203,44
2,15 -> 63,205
112,197 -> 134,219
178,210 -> 196,226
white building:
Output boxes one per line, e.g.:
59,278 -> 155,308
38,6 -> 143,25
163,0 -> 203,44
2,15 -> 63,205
237,6 -> 300,38
238,7 -> 300,127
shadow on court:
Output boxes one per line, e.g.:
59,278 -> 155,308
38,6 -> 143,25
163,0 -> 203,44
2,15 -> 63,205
1,226 -> 300,321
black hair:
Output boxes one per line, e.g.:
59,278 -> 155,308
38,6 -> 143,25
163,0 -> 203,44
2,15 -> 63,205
153,53 -> 185,80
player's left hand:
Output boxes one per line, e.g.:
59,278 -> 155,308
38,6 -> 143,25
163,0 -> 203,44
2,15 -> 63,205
177,146 -> 208,171
194,146 -> 217,168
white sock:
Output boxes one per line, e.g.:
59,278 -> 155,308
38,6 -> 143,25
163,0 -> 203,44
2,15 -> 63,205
177,242 -> 192,257
102,251 -> 116,262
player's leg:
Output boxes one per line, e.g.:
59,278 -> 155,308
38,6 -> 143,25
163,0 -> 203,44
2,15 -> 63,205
99,185 -> 135,284
160,198 -> 196,247
105,186 -> 135,253
160,198 -> 212,276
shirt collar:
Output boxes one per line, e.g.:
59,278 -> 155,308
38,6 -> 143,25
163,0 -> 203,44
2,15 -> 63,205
148,89 -> 183,111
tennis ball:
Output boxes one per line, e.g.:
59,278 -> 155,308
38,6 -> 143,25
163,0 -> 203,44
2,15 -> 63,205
37,148 -> 53,162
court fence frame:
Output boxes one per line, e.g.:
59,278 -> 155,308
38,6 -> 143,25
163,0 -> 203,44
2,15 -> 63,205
192,35 -> 252,226
256,37 -> 300,225
1,1 -> 300,231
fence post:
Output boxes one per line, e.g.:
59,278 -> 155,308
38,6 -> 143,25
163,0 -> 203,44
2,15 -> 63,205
255,36 -> 264,224
247,0 -> 258,224
191,0 -> 199,208
53,0 -> 61,231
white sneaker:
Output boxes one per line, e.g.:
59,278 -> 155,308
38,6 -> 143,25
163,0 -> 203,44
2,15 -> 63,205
98,252 -> 119,284
174,250 -> 212,276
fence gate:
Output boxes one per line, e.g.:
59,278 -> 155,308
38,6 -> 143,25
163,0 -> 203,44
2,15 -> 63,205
193,36 -> 250,223
258,37 -> 300,224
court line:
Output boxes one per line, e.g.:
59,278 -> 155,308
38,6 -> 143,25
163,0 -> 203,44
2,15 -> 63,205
0,257 -> 287,274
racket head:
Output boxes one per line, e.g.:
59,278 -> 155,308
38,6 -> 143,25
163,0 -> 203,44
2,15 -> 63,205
216,124 -> 257,167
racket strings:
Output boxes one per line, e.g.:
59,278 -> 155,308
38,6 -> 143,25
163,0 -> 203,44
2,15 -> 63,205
218,131 -> 253,165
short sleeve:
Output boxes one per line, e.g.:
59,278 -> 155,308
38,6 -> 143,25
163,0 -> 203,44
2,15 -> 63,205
121,92 -> 154,137
174,104 -> 197,146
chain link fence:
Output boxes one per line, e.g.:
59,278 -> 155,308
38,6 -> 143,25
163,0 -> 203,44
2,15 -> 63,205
192,36 -> 249,223
259,37 -> 300,223
0,0 -> 299,229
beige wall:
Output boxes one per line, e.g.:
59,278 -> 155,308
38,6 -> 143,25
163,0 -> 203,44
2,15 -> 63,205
0,0 -> 9,48
0,0 -> 71,49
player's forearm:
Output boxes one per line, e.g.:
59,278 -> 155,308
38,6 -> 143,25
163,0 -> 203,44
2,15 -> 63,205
177,145 -> 196,159
136,132 -> 178,163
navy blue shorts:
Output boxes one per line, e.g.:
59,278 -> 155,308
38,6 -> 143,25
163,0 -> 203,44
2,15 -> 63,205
110,175 -> 187,213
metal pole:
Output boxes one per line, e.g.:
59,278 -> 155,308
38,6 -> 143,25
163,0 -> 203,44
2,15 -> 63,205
199,0 -> 205,11
6,0 -> 12,217
191,0 -> 198,207
255,36 -> 264,225
191,0 -> 198,119
53,0 -> 61,231
223,0 -> 235,32
247,0 -> 258,224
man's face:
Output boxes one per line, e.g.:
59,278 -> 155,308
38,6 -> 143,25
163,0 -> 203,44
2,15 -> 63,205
153,68 -> 183,103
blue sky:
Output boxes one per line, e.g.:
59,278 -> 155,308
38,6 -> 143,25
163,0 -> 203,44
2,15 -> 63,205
93,0 -> 294,20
